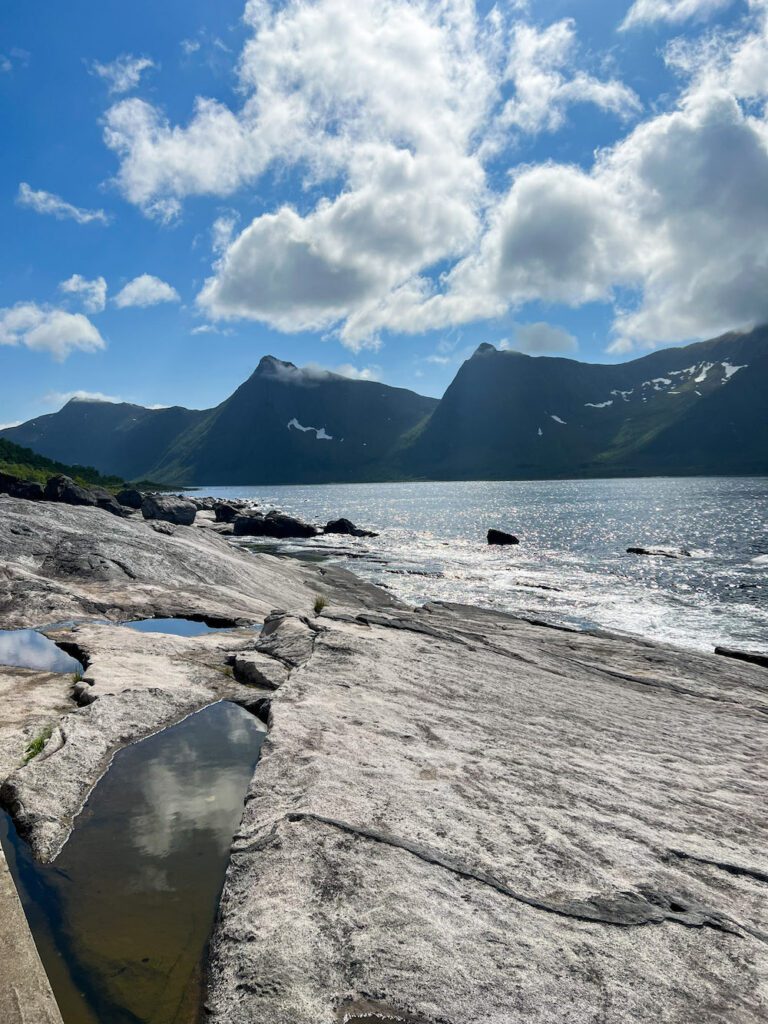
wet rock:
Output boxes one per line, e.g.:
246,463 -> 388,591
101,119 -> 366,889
142,493 -> 197,526
627,546 -> 692,558
324,517 -> 378,538
487,528 -> 519,546
116,488 -> 143,509
714,646 -> 768,670
234,510 -> 319,539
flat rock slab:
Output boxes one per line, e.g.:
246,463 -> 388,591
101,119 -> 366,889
0,496 -> 393,629
0,667 -> 76,780
206,607 -> 768,1024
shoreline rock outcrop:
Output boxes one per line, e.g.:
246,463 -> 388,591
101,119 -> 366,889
0,498 -> 765,1024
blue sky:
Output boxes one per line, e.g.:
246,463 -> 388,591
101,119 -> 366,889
1,0 -> 765,424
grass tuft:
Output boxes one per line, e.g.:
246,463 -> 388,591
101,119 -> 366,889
23,725 -> 53,765
313,594 -> 328,615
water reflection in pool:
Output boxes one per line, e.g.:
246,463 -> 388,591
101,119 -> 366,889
0,630 -> 83,674
0,700 -> 265,1024
120,617 -> 235,637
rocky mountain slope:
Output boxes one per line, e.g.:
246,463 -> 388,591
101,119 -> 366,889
402,326 -> 768,479
2,327 -> 766,483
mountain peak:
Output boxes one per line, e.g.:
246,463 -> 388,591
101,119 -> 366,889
473,343 -> 497,357
254,355 -> 297,376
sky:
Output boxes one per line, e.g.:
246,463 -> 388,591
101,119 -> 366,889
1,0 -> 767,424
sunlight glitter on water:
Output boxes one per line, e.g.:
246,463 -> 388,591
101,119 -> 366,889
192,477 -> 768,654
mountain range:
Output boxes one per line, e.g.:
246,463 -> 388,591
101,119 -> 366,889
3,326 -> 767,484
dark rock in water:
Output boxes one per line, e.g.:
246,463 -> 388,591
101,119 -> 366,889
190,496 -> 217,511
44,474 -> 97,507
215,503 -> 241,523
324,517 -> 378,538
0,472 -> 43,501
714,646 -> 768,670
488,529 -> 519,546
116,488 -> 143,509
142,493 -> 197,526
234,510 -> 319,539
627,546 -> 691,559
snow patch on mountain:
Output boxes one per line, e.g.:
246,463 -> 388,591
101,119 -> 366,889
287,417 -> 333,440
721,362 -> 747,380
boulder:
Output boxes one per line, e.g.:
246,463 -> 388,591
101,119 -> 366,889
627,546 -> 691,559
0,473 -> 43,501
488,529 -> 519,546
92,489 -> 131,518
190,496 -> 217,512
44,474 -> 97,507
324,517 -> 378,538
141,493 -> 197,526
233,510 -> 319,539
116,488 -> 143,510
215,503 -> 241,524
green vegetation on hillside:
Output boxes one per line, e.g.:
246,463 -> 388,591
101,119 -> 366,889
0,438 -> 124,490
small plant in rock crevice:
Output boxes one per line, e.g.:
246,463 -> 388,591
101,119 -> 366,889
313,594 -> 328,615
23,725 -> 53,764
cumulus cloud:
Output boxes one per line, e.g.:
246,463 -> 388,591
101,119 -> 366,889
100,0 -> 640,346
505,323 -> 578,354
91,54 -> 155,94
17,183 -> 109,225
621,0 -> 734,30
98,0 -> 768,353
0,303 -> 106,360
496,20 -> 640,136
59,274 -> 107,313
114,274 -> 180,308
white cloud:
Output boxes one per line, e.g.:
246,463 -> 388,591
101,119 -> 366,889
331,363 -> 381,381
211,213 -> 238,253
91,54 -> 155,94
45,390 -> 124,406
181,39 -> 202,56
0,421 -> 22,430
0,303 -> 106,360
621,0 -> 734,30
59,274 -> 107,313
100,0 -> 640,347
495,20 -> 640,136
507,322 -> 578,354
17,183 -> 109,225
98,0 -> 768,353
114,274 -> 180,308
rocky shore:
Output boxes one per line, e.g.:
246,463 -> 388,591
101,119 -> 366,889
0,495 -> 766,1023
